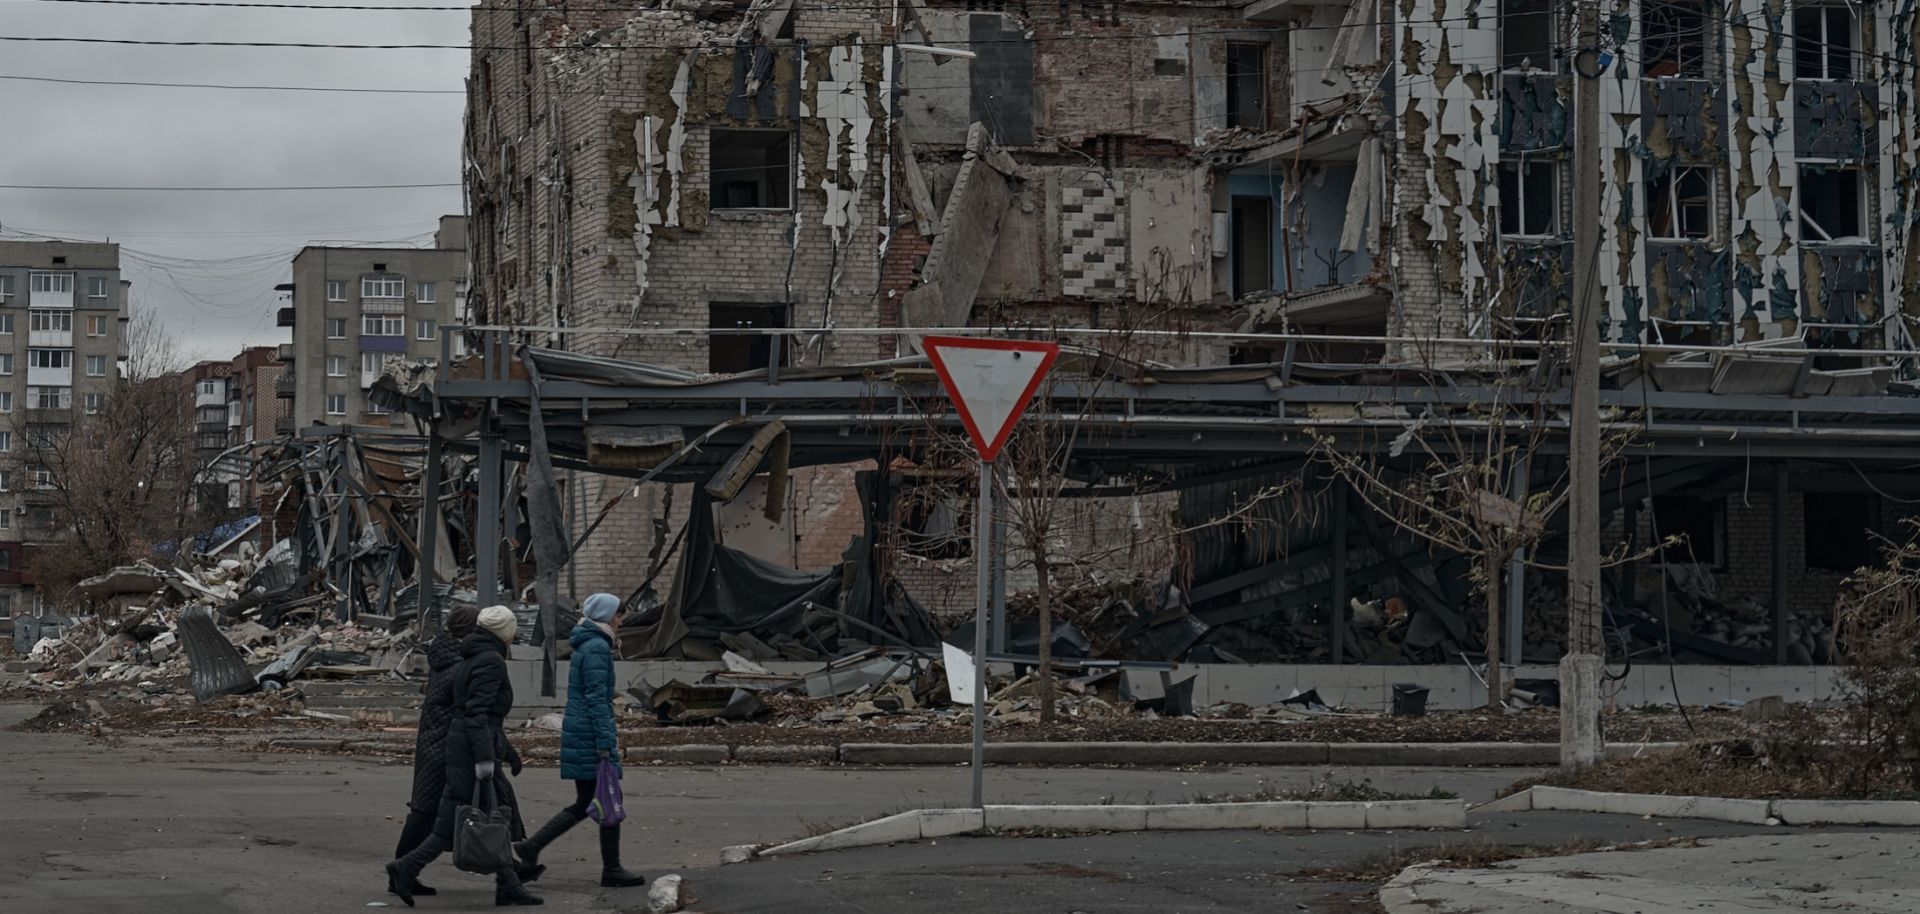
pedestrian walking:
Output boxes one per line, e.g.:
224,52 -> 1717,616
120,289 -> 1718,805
387,605 -> 479,899
512,592 -> 646,888
385,605 -> 543,907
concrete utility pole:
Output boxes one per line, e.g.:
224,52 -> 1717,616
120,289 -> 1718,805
1562,0 -> 1607,767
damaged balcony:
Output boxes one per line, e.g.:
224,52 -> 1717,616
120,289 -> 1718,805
1212,110 -> 1383,352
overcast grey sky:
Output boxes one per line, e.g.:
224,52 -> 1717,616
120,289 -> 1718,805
0,0 -> 468,360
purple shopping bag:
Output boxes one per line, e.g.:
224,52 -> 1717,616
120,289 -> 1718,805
588,757 -> 626,827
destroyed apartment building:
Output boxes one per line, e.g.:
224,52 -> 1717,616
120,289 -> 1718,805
433,0 -> 1920,674
18,0 -> 1920,700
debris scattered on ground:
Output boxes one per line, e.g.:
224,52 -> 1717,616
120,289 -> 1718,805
1507,734 -> 1914,801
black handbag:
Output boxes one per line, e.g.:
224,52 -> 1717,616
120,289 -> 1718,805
452,775 -> 516,874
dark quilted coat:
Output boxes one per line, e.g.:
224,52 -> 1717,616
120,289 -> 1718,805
407,631 -> 462,813
431,630 -> 520,841
559,620 -> 619,781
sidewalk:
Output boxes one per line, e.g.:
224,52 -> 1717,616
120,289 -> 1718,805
1386,831 -> 1920,913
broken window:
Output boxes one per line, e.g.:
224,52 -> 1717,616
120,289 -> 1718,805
708,303 -> 788,374
1498,160 -> 1559,236
1647,166 -> 1715,240
1642,0 -> 1708,79
1501,0 -> 1555,71
895,485 -> 970,560
1229,196 -> 1275,298
1798,167 -> 1866,241
1225,43 -> 1267,130
709,129 -> 792,210
1794,4 -> 1859,81
1805,493 -> 1877,573
1653,495 -> 1726,569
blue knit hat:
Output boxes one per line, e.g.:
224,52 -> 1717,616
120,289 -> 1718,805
583,592 -> 621,624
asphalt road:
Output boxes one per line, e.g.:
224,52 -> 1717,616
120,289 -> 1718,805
0,701 -> 1858,914
686,813 -> 1837,914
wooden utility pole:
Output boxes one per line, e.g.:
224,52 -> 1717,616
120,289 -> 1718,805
1563,0 -> 1606,767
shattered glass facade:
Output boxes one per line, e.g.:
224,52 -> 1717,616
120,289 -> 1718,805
1391,0 -> 1905,348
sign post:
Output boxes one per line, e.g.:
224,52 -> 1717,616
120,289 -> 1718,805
922,335 -> 1060,809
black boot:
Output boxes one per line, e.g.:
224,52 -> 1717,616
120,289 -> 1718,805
387,834 -> 450,908
598,824 -> 647,888
393,807 -> 440,895
512,810 -> 584,884
495,870 -> 545,907
387,875 -> 438,898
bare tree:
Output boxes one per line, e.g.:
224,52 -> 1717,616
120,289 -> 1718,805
1307,368 -> 1652,709
124,308 -> 199,381
14,310 -> 199,599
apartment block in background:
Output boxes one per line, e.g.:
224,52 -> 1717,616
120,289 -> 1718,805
183,345 -> 285,514
280,216 -> 467,429
0,240 -> 130,619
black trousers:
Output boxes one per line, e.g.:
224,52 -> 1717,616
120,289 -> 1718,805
394,807 -> 436,860
561,778 -> 598,820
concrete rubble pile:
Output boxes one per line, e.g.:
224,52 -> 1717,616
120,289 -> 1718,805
6,546 -> 430,705
1521,565 -> 1835,664
621,646 -> 1348,733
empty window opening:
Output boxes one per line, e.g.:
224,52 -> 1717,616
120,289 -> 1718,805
1643,0 -> 1708,78
1653,495 -> 1726,570
1229,196 -> 1275,299
896,487 -> 970,560
1501,0 -> 1554,71
1498,160 -> 1560,236
1225,43 -> 1267,129
1794,4 -> 1859,81
708,303 -> 789,373
1805,492 -> 1877,573
1799,167 -> 1866,241
709,130 -> 792,210
1648,166 -> 1715,240
1649,319 -> 1722,348
1806,327 -> 1866,371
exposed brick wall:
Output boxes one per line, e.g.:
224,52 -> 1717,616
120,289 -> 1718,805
1612,492 -> 1898,623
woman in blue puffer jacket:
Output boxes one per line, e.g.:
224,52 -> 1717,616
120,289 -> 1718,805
511,593 -> 646,888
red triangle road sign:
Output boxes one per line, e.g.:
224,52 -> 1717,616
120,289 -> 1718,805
922,336 -> 1061,463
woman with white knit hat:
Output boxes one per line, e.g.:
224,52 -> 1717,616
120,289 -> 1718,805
386,605 -> 543,907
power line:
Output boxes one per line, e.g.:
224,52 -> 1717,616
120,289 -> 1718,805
0,16 -> 1525,50
8,0 -> 915,7
0,183 -> 459,191
0,72 -> 461,93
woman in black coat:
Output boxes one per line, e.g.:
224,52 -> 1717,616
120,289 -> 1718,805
387,609 -> 466,898
386,606 -> 542,907
392,606 -> 515,897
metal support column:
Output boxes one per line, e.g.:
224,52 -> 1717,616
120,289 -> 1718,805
1330,479 -> 1349,664
1772,468 -> 1789,664
333,438 -> 354,622
477,420 -> 503,608
417,432 -> 444,633
1505,459 -> 1532,668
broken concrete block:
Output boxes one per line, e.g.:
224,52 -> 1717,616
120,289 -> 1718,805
719,845 -> 755,865
646,874 -> 683,914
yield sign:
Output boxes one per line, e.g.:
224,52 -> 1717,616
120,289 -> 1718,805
923,336 -> 1061,463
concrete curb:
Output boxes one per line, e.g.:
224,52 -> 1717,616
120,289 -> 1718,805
263,738 -> 1682,767
266,738 -> 347,751
745,799 -> 1466,859
1487,786 -> 1920,827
